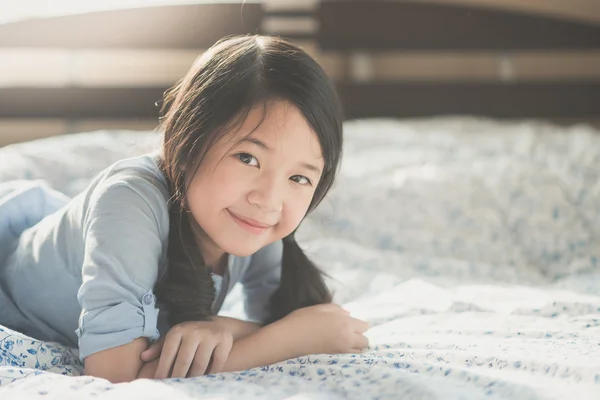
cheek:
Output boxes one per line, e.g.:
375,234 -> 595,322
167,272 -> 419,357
191,163 -> 245,203
282,191 -> 313,228
186,171 -> 229,222
210,168 -> 250,205
185,178 -> 209,224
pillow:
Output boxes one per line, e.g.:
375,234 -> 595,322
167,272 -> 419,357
0,130 -> 161,196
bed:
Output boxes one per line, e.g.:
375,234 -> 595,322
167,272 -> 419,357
1,2 -> 600,399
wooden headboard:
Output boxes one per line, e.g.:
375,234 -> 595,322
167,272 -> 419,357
0,3 -> 263,120
313,1 -> 600,119
1,0 -> 599,145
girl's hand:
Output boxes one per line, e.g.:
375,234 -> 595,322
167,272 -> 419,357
149,321 -> 233,379
140,317 -> 258,364
284,304 -> 370,355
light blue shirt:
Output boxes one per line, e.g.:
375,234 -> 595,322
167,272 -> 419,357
0,154 -> 282,360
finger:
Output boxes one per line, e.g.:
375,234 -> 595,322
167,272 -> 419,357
188,342 -> 216,377
154,334 -> 182,379
206,339 -> 232,375
351,317 -> 370,333
141,339 -> 164,362
319,304 -> 348,314
314,303 -> 338,312
170,338 -> 200,379
355,333 -> 370,350
351,348 -> 368,354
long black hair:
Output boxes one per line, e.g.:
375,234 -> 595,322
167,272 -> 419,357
155,35 -> 343,325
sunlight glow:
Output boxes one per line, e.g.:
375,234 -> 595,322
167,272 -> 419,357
0,0 -> 249,24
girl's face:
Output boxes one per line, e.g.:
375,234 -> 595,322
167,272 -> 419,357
186,100 -> 324,264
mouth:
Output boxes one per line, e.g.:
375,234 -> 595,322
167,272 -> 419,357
227,209 -> 274,234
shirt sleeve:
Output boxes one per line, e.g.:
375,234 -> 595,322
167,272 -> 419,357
241,240 -> 282,324
76,175 -> 169,360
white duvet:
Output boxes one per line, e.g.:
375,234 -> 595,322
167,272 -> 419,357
1,117 -> 599,399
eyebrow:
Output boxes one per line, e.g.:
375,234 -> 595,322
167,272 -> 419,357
241,137 -> 322,175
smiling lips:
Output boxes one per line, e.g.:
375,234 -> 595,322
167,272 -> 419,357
227,209 -> 274,234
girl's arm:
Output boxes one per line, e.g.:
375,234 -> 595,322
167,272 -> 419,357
221,304 -> 368,373
137,304 -> 369,379
90,316 -> 303,381
78,177 -> 172,383
213,316 -> 261,340
220,317 -> 312,372
85,338 -> 150,383
134,317 -> 308,379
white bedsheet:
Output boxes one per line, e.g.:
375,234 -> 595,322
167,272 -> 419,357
1,117 -> 599,399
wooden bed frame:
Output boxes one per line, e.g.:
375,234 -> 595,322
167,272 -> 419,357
315,1 -> 600,119
0,1 -> 599,126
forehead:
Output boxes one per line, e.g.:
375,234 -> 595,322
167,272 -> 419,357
227,101 -> 324,162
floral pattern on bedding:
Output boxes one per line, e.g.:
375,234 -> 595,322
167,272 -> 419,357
0,325 -> 82,377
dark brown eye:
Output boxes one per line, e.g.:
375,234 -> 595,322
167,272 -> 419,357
290,175 -> 311,186
237,153 -> 258,167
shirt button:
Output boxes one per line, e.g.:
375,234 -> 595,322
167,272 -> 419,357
142,293 -> 155,306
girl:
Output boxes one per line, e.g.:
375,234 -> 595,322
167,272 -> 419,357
0,36 -> 369,383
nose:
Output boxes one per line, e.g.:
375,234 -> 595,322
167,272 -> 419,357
247,173 -> 283,213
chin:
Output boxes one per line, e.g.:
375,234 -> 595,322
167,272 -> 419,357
227,249 -> 256,257
220,234 -> 281,257
221,242 -> 265,258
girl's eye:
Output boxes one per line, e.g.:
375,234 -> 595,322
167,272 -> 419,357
290,175 -> 312,186
237,153 -> 259,167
